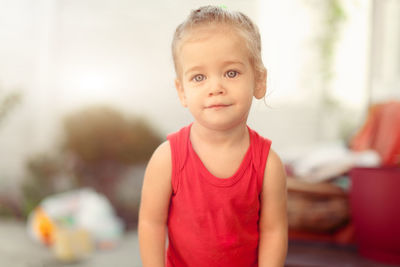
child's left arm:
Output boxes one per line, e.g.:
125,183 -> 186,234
258,149 -> 288,267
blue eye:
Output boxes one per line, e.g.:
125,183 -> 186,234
192,74 -> 205,82
226,70 -> 238,78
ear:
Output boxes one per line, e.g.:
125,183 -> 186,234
175,78 -> 188,107
254,68 -> 267,99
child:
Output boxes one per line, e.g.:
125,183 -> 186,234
139,5 -> 288,267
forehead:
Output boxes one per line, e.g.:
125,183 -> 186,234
177,25 -> 251,69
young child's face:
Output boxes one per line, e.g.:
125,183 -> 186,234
175,25 -> 266,130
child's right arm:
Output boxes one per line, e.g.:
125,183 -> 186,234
138,141 -> 172,267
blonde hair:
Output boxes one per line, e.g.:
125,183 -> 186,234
172,5 -> 266,78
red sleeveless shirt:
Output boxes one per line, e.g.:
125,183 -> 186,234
166,124 -> 271,267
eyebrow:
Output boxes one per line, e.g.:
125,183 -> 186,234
184,66 -> 203,76
222,61 -> 245,67
184,61 -> 245,76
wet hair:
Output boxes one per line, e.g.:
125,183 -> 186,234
172,5 -> 266,78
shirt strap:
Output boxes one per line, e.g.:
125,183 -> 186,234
167,124 -> 191,194
249,128 -> 272,194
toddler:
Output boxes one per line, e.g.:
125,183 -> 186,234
139,5 -> 288,267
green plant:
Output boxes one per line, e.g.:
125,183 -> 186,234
305,0 -> 349,140
317,0 -> 347,108
21,154 -> 69,218
0,88 -> 23,219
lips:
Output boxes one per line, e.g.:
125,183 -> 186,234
205,104 -> 232,109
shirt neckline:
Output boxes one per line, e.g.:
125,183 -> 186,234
187,125 -> 253,187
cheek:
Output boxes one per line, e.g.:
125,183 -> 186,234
237,79 -> 255,98
185,90 -> 200,104
180,85 -> 194,103
241,88 -> 256,108
182,82 -> 200,96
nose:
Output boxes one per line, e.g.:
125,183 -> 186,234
208,77 -> 225,96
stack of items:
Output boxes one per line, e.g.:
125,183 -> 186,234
285,142 -> 380,242
286,101 -> 400,245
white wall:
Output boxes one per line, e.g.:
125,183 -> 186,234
370,0 -> 400,102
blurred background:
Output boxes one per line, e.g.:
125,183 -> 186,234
0,0 -> 399,266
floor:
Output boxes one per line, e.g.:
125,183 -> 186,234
0,220 -> 141,267
286,241 -> 399,267
1,220 -> 399,267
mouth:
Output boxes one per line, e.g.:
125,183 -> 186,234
205,104 -> 232,110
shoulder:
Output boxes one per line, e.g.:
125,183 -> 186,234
146,140 -> 172,172
154,140 -> 172,158
143,141 -> 172,189
263,148 -> 287,189
266,149 -> 283,172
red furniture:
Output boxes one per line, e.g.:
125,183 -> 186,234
350,167 -> 400,265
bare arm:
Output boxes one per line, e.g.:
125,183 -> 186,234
138,141 -> 172,267
258,149 -> 288,267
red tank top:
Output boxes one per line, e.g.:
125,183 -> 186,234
166,124 -> 271,267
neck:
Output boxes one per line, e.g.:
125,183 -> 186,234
190,121 -> 249,148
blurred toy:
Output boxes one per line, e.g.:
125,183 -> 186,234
30,207 -> 56,246
52,227 -> 93,262
27,188 -> 124,262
